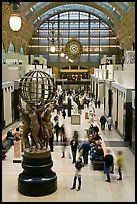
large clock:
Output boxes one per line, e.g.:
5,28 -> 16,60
65,38 -> 83,60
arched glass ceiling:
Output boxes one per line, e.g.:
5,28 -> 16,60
29,9 -> 119,68
33,4 -> 115,28
39,11 -> 110,31
25,2 -> 51,17
24,2 -> 123,21
115,2 -> 131,13
95,2 -> 122,19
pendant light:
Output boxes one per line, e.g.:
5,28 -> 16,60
9,2 -> 22,32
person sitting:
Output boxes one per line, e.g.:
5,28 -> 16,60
6,128 -> 14,145
90,140 -> 104,162
94,125 -> 99,133
2,144 -> 6,160
93,131 -> 102,142
87,123 -> 95,136
14,127 -> 21,141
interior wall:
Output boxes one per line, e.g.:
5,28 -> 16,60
117,91 -> 124,135
112,87 -> 117,126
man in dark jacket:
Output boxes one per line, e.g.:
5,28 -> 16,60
100,114 -> 107,130
104,149 -> 114,182
79,140 -> 90,165
70,136 -> 79,163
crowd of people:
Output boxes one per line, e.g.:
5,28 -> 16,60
2,89 -> 124,191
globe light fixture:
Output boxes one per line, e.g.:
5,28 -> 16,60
9,2 -> 22,32
60,52 -> 65,57
50,44 -> 56,53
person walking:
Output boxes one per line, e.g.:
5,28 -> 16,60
60,124 -> 65,142
61,134 -> 71,158
54,121 -> 60,142
107,116 -> 113,131
97,99 -> 101,108
116,150 -> 124,181
71,157 -> 84,191
100,114 -> 107,130
104,149 -> 114,182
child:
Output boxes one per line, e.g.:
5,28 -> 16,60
71,157 -> 84,191
116,150 -> 124,180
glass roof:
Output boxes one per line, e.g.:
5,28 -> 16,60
95,2 -> 122,19
33,4 -> 114,28
25,2 -> 52,18
115,2 -> 131,13
23,2 -> 125,20
20,2 -> 132,16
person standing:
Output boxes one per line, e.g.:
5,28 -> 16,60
71,157 -> 84,191
79,139 -> 90,165
116,150 -> 124,181
49,122 -> 54,152
107,116 -> 113,131
104,149 -> 114,182
70,136 -> 79,163
62,108 -> 66,119
61,134 -> 68,158
97,99 -> 101,108
100,114 -> 107,130
94,99 -> 98,108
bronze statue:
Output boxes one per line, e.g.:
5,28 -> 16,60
17,105 -> 31,148
40,103 -> 54,149
18,70 -> 56,152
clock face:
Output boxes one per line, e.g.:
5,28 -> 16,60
65,38 -> 83,59
69,43 -> 79,55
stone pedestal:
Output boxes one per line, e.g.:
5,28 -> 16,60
13,140 -> 22,163
71,114 -> 81,125
18,149 -> 57,196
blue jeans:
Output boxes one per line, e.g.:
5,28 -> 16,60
104,164 -> 112,181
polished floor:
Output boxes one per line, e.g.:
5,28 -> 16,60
2,104 -> 135,202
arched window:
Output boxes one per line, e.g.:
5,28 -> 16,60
8,42 -> 15,54
20,46 -> 25,55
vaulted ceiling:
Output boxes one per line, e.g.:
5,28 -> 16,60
2,2 -> 135,68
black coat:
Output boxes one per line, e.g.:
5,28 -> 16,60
104,154 -> 114,167
100,115 -> 107,124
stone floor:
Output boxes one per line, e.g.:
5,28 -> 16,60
2,104 -> 135,202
